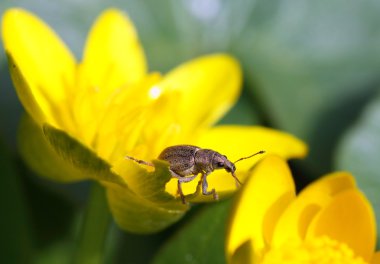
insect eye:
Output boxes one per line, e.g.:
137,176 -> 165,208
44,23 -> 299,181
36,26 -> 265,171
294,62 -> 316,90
217,162 -> 224,168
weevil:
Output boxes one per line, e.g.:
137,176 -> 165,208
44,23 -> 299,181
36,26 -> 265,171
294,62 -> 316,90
125,145 -> 265,204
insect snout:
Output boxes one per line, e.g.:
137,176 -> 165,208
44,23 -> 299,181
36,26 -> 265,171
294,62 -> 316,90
224,162 -> 236,173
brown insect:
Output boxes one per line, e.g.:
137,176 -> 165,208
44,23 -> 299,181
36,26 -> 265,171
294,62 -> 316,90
125,145 -> 265,204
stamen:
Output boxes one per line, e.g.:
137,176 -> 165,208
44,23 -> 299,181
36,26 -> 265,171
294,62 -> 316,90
261,236 -> 368,264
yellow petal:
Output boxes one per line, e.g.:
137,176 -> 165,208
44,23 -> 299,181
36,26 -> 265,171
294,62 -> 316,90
81,8 -> 146,95
271,172 -> 356,247
306,189 -> 376,262
71,8 -> 147,148
93,73 -> 162,161
226,155 -> 296,262
6,55 -> 45,124
197,125 -> 308,170
372,252 -> 380,264
157,54 -> 242,136
2,8 -> 76,126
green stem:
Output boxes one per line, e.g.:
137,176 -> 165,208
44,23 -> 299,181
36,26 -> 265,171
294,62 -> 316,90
73,182 -> 111,264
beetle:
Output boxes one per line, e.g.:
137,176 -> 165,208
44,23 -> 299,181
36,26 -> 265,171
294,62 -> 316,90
125,145 -> 265,204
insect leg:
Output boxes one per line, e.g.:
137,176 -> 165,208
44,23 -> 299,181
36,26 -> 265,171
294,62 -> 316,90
177,179 -> 186,204
201,172 -> 219,200
171,170 -> 198,204
125,156 -> 154,167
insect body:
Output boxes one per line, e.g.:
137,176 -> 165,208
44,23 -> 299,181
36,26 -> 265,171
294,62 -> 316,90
125,145 -> 264,204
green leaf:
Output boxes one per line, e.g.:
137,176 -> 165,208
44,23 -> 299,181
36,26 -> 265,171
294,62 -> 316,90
239,0 -> 380,132
35,241 -> 71,264
153,200 -> 232,264
73,183 -> 111,264
0,141 -> 33,263
335,94 -> 380,247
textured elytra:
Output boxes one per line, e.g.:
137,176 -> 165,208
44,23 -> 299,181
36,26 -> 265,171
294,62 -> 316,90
158,145 -> 200,176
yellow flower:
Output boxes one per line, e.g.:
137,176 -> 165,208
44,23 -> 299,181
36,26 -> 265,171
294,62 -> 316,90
226,155 -> 380,264
2,8 -> 307,233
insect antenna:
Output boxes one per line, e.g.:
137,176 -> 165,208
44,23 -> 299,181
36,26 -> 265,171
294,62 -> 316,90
234,150 -> 265,164
125,155 -> 154,167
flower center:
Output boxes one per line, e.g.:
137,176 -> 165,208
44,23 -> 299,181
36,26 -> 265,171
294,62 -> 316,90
261,236 -> 367,264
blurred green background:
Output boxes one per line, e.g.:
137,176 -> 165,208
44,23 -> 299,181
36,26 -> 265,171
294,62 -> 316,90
1,0 -> 380,263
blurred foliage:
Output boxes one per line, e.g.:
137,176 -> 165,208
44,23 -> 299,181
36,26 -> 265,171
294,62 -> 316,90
0,141 -> 32,263
153,200 -> 231,264
1,0 -> 379,263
